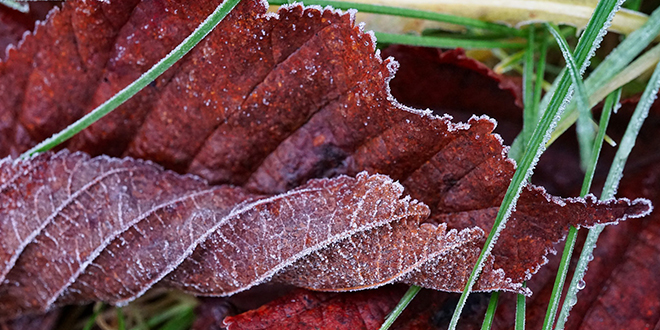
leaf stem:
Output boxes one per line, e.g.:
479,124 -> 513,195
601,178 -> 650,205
20,0 -> 243,158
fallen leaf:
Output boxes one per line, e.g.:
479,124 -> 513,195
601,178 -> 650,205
0,2 -> 60,61
0,151 -> 504,320
0,0 -> 654,326
223,286 -> 495,330
378,45 -> 660,329
223,287 -> 407,330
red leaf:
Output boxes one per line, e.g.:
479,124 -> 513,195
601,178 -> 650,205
223,287 -> 407,330
0,0 -> 654,326
379,46 -> 660,329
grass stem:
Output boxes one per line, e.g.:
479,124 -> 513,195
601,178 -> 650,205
481,292 -> 500,330
378,286 -> 421,330
20,0 -> 242,158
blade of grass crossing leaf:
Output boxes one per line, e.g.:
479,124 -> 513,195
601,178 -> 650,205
516,284 -> 526,330
269,0 -> 523,36
550,5 -> 660,142
543,91 -> 620,330
480,292 -> 500,330
546,22 -> 595,169
513,27 -> 536,329
19,0 -> 242,158
0,0 -> 28,13
378,285 -> 421,330
551,90 -> 619,330
556,63 -> 660,329
448,1 -> 622,328
373,32 -> 525,49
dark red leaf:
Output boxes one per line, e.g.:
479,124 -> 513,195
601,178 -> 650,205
380,46 -> 660,329
223,287 -> 407,330
0,0 -> 654,326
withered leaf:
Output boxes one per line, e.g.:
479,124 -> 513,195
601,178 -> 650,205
0,151 -> 503,320
0,151 -> 650,321
223,287 -> 408,330
0,0 -> 654,324
375,45 -> 660,329
223,286 -> 493,330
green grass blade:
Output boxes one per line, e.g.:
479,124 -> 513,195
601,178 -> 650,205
583,89 -> 621,197
374,32 -> 525,49
521,25 -> 537,151
603,64 -> 660,197
546,22 -> 595,169
589,43 -> 660,106
137,302 -> 196,329
82,302 -> 105,330
556,62 -> 660,329
481,292 -> 500,330
549,43 -> 660,146
533,30 -> 549,119
543,91 -> 619,330
157,306 -> 195,330
549,5 -> 660,141
0,0 -> 28,12
541,226 -> 578,330
510,30 -> 549,161
541,86 -> 616,328
624,0 -> 643,11
494,49 -> 525,74
269,0 -> 523,36
448,1 -> 622,329
378,286 -> 421,330
516,284 -> 527,330
117,307 -> 126,330
19,0 -> 242,158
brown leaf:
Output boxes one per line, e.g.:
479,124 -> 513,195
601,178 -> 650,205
223,286 -> 493,330
223,287 -> 407,330
0,3 -> 60,62
379,45 -> 660,329
0,0 -> 654,325
0,151 -> 495,320
382,45 -> 523,139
